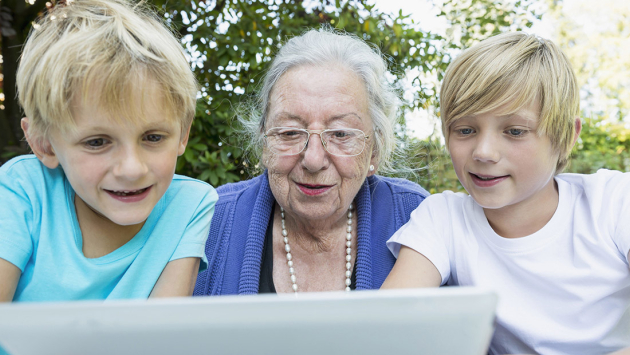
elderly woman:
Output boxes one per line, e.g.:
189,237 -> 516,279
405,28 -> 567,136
194,29 -> 428,295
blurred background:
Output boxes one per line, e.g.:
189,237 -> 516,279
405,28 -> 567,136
1,0 -> 628,193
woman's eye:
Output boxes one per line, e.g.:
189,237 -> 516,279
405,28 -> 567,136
145,134 -> 163,143
332,130 -> 350,138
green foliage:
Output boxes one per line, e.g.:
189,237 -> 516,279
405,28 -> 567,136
145,0 -> 541,187
570,117 -> 630,173
438,0 -> 540,50
148,0 -> 451,184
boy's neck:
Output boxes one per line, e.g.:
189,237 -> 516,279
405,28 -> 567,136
483,179 -> 560,239
74,196 -> 145,258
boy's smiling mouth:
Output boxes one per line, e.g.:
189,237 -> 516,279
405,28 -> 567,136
104,186 -> 152,198
469,173 -> 509,187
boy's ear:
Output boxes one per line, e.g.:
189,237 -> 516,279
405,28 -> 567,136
177,123 -> 192,156
572,117 -> 582,146
21,118 -> 59,169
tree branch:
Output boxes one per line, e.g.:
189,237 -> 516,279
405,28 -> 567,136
21,0 -> 48,30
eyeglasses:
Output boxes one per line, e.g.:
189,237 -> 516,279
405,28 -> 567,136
264,127 -> 369,157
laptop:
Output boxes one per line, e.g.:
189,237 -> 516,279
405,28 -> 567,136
0,287 -> 497,355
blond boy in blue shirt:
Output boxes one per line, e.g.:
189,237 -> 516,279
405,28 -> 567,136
0,0 -> 217,301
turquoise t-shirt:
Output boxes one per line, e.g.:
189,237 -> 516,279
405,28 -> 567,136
0,155 -> 217,301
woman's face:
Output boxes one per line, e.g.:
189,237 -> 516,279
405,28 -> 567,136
264,64 -> 376,223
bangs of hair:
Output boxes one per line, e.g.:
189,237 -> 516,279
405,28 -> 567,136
17,0 -> 197,138
440,32 -> 579,172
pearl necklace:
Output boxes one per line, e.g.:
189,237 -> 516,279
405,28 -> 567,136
280,204 -> 353,294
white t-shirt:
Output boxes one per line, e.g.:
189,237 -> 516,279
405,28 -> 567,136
387,170 -> 630,355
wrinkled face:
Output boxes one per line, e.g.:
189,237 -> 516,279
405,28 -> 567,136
448,101 -> 559,211
264,64 -> 376,223
46,85 -> 188,227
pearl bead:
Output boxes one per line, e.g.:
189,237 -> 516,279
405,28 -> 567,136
281,205 -> 354,293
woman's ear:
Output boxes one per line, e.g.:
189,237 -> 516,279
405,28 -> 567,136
367,150 -> 378,177
21,118 -> 59,169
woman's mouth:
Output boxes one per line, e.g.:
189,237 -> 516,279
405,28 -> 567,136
105,186 -> 152,202
469,173 -> 509,187
296,182 -> 333,196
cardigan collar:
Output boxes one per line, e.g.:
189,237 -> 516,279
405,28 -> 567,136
237,172 -> 374,293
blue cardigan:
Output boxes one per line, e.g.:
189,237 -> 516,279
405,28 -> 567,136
194,173 -> 429,295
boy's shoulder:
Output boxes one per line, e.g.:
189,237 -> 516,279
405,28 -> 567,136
557,169 -> 630,197
425,190 -> 471,205
0,154 -> 42,174
168,174 -> 218,200
0,155 -> 65,193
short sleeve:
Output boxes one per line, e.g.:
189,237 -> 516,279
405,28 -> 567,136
387,193 -> 454,285
608,172 -> 630,263
0,160 -> 36,271
169,186 -> 218,272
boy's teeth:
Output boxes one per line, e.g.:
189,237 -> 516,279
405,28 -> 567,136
112,188 -> 147,196
475,175 -> 495,181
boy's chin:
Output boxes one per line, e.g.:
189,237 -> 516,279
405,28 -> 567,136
104,211 -> 151,227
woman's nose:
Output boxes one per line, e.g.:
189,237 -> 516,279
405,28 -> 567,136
301,133 -> 329,171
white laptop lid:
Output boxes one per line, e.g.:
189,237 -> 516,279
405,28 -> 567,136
0,287 -> 497,355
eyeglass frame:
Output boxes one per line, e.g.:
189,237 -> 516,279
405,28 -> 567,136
263,127 -> 370,157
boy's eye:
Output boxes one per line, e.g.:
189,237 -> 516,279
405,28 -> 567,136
145,134 -> 163,143
456,128 -> 474,135
84,138 -> 107,148
506,128 -> 527,137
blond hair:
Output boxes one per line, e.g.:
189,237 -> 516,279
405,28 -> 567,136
440,32 -> 579,172
17,0 -> 197,139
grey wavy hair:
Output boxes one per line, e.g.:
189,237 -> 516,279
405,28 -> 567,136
239,27 -> 403,174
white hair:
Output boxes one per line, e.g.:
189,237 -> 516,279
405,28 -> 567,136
240,27 -> 403,174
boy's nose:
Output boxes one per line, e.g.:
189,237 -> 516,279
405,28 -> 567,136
301,133 -> 329,172
472,135 -> 500,163
113,147 -> 149,180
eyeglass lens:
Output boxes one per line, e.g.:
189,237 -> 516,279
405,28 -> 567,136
265,128 -> 366,156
